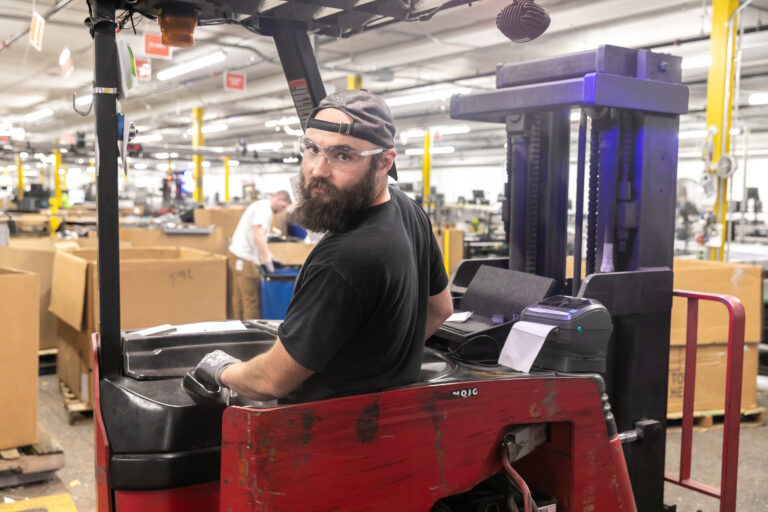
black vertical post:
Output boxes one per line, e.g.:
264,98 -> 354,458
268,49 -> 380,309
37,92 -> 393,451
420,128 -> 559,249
506,115 -> 527,272
572,110 -> 587,295
264,19 -> 327,129
93,0 -> 121,377
536,109 -> 570,291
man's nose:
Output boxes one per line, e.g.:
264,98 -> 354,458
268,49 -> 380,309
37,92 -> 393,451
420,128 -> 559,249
311,153 -> 332,177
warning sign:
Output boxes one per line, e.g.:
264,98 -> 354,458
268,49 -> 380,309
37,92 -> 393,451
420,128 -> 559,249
29,11 -> 45,52
144,34 -> 171,59
224,72 -> 246,91
136,59 -> 152,81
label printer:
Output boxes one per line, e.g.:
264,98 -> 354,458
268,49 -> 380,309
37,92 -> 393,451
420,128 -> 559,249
524,295 -> 614,373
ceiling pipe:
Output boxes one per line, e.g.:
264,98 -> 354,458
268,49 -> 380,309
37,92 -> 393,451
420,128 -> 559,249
0,0 -> 79,52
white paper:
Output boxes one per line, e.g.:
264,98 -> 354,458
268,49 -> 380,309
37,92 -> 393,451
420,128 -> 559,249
172,320 -> 247,334
498,321 -> 557,373
135,323 -> 176,336
446,311 -> 473,323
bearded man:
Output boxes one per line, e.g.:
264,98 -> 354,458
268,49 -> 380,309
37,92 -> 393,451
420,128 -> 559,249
192,90 -> 453,402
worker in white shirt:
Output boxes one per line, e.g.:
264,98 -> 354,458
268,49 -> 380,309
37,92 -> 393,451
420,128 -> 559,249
228,190 -> 292,319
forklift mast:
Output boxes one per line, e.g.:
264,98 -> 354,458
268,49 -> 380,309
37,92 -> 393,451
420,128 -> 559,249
451,45 -> 689,511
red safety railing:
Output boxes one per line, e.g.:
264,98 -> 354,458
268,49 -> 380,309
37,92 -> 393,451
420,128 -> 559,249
665,290 -> 746,512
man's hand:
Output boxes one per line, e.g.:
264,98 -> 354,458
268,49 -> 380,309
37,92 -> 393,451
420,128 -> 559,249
262,260 -> 275,274
193,350 -> 242,388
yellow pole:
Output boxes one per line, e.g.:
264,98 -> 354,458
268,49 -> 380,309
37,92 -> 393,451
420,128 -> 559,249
15,153 -> 23,201
707,0 -> 739,260
50,145 -> 62,235
422,130 -> 431,207
347,74 -> 362,90
192,106 -> 204,203
443,229 -> 450,275
223,156 -> 230,203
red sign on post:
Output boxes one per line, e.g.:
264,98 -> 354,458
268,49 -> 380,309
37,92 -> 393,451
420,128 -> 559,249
224,72 -> 246,91
144,34 -> 171,59
136,59 -> 152,81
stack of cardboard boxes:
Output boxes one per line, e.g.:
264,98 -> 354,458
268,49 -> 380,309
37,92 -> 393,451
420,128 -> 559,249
667,258 -> 762,417
49,247 -> 227,405
0,268 -> 38,450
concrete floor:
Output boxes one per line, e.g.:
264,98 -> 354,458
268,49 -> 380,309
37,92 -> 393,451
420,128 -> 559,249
1,374 -> 766,512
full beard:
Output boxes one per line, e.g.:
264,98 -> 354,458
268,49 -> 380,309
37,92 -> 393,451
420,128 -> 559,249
290,161 -> 379,234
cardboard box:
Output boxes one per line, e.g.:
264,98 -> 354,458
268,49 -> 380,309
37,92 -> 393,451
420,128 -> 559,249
50,247 -> 227,403
193,207 -> 246,239
671,259 -> 762,345
119,226 -> 227,255
0,238 -> 59,350
268,242 -> 316,266
433,227 -> 465,277
667,342 -> 758,416
0,268 -> 39,450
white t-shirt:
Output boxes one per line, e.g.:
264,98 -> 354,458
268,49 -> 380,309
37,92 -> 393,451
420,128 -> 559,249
228,199 -> 273,263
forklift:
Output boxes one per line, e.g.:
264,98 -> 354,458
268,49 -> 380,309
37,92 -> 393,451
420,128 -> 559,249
87,1 -> 746,511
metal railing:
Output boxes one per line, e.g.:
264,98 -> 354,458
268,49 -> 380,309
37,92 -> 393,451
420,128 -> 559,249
665,290 -> 746,512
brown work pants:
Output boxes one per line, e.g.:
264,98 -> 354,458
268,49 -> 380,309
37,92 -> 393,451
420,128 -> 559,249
228,251 -> 262,320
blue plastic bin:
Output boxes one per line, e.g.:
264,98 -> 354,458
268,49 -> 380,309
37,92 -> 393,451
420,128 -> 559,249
260,268 -> 300,320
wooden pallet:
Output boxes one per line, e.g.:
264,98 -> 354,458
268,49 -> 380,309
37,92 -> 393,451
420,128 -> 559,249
0,429 -> 65,489
667,406 -> 766,429
59,381 -> 92,425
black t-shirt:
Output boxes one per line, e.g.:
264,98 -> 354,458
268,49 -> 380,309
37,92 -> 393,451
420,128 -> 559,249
278,186 -> 448,402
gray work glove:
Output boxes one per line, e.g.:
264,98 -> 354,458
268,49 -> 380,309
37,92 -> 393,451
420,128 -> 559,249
193,350 -> 241,388
262,260 -> 275,274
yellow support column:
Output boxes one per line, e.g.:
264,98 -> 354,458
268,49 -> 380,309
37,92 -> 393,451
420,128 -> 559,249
15,153 -> 23,200
192,107 -> 204,203
347,74 -> 362,90
223,156 -> 231,203
707,0 -> 739,260
422,130 -> 431,207
50,146 -> 63,236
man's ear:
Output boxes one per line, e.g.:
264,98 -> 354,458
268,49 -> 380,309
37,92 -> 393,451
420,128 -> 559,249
378,149 -> 397,176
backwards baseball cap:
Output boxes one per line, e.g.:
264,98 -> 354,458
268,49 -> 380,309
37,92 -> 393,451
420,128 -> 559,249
306,89 -> 398,180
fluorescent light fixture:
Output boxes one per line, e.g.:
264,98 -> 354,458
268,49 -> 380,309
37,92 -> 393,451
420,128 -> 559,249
284,125 -> 303,137
20,152 -> 29,159
75,95 -> 93,106
681,55 -> 712,70
431,125 -> 470,136
202,123 -> 228,134
134,163 -> 148,170
24,108 -> 54,122
247,142 -> 283,151
283,157 -> 299,164
730,127 -> 741,135
405,128 -> 426,138
60,148 -> 68,153
678,130 -> 708,140
156,51 -> 227,81
154,152 -> 170,159
202,161 -> 211,168
748,92 -> 768,106
265,116 -> 299,128
170,152 -> 179,158
228,160 -> 240,166
76,158 -> 85,164
187,123 -> 229,135
156,163 -> 168,171
386,87 -> 472,108
405,146 -> 455,156
132,134 -> 163,143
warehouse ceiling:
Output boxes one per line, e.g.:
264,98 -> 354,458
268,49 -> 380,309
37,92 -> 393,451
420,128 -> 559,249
1,0 -> 768,174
